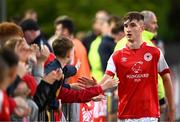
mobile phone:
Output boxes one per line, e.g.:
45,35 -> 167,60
39,40 -> 44,50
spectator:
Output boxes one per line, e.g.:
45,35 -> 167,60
53,17 -> 91,121
20,19 -> 53,52
0,22 -> 23,46
82,10 -> 109,54
0,56 -> 11,121
48,15 -> 69,47
0,48 -> 29,121
23,9 -> 38,22
111,21 -> 125,43
141,10 -> 165,54
0,22 -> 42,121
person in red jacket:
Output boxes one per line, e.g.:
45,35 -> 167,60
0,49 -> 29,121
0,54 -> 11,121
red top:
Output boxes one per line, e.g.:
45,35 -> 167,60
105,43 -> 170,119
22,74 -> 37,96
57,86 -> 103,103
44,53 -> 56,67
0,90 -> 17,121
0,90 -> 10,121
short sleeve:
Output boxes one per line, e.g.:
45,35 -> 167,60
158,49 -> 170,76
105,55 -> 116,76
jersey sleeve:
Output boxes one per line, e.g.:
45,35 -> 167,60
157,49 -> 170,76
105,55 -> 116,76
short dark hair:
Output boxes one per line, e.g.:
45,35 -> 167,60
55,18 -> 74,34
20,19 -> 39,32
108,15 -> 121,25
111,22 -> 124,34
52,37 -> 73,58
0,56 -> 8,82
0,48 -> 19,68
123,11 -> 144,22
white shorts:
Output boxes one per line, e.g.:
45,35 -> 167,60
118,117 -> 158,122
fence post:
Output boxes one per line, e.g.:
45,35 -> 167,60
0,0 -> 7,22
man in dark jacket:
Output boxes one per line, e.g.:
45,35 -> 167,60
20,19 -> 53,52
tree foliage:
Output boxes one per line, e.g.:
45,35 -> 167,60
6,0 -> 180,42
